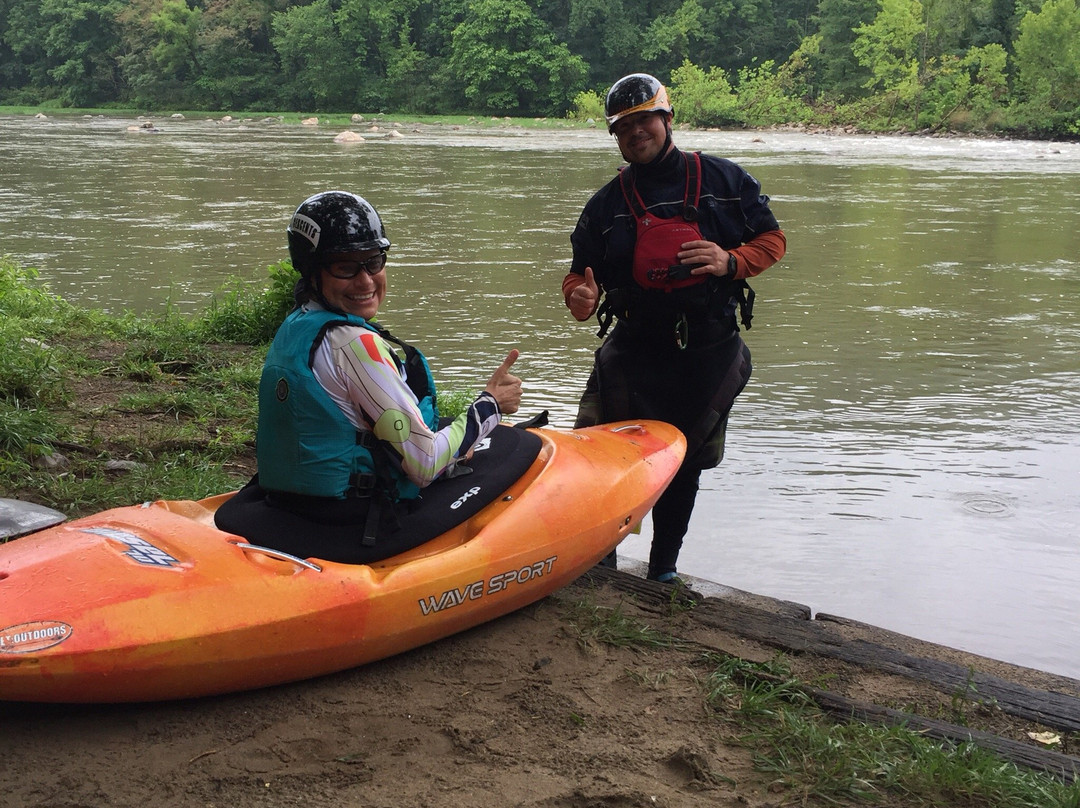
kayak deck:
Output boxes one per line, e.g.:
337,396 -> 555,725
0,421 -> 685,702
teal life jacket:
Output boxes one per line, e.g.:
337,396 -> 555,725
256,307 -> 439,501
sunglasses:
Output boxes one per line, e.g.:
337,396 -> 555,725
323,252 -> 387,279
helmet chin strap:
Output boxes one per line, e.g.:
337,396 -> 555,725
295,270 -> 340,314
312,277 -> 345,315
650,128 -> 674,165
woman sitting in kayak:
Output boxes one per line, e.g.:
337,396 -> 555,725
214,190 -> 523,563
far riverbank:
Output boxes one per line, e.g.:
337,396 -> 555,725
7,105 -> 1078,143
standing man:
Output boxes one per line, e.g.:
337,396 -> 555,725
563,73 -> 786,584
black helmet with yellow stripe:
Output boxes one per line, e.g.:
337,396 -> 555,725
604,73 -> 673,133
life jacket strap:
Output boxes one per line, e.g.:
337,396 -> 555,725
683,151 -> 701,222
617,151 -> 702,221
370,324 -> 437,405
596,297 -> 616,339
349,431 -> 396,547
361,497 -> 380,546
735,280 -> 755,330
595,287 -> 632,338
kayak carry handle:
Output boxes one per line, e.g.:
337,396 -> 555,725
230,541 -> 323,572
611,424 -> 647,433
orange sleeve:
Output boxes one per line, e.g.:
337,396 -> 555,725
730,229 -> 786,280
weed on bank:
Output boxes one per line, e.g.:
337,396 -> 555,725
569,594 -> 1080,807
0,256 -> 482,519
0,256 -> 289,516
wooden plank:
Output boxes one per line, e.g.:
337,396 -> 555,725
682,594 -> 1080,733
579,568 -> 1080,735
810,688 -> 1080,784
817,636 -> 1080,732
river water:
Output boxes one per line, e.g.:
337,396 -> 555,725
3,114 -> 1079,678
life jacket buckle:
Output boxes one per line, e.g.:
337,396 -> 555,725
349,473 -> 377,497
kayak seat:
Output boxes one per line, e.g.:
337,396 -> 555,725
213,424 -> 543,565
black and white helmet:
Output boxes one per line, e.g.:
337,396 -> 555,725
287,191 -> 391,278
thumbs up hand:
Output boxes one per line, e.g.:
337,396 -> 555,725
568,267 -> 599,321
484,349 -> 522,414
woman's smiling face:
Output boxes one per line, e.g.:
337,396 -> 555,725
318,249 -> 387,319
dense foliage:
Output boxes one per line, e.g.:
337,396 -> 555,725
1,0 -> 1078,136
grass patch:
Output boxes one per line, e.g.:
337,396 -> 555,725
564,593 -> 681,651
703,653 -> 1080,806
569,597 -> 1080,807
0,255 -> 499,521
0,255 -> 283,516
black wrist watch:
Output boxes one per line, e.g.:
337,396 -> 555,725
727,253 -> 738,278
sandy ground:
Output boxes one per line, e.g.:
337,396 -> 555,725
1,580 -> 767,808
5,566 -> 1077,808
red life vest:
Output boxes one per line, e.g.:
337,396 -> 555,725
618,151 -> 706,291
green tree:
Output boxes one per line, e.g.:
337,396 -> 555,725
334,0 -> 436,112
272,0 -> 358,110
193,0 -> 285,110
642,0 -> 708,70
922,0 -> 996,56
1012,0 -> 1080,129
4,0 -> 125,105
852,0 -> 924,125
969,0 -> 1017,47
46,0 -> 126,106
957,42 -> 1008,122
117,0 -> 203,108
651,0 -> 806,79
667,59 -> 740,126
412,0 -> 468,61
369,0 -> 429,112
0,0 -> 47,101
150,0 -> 201,80
565,0 -> 643,86
717,0 -> 782,66
735,34 -> 819,125
448,0 -> 587,115
811,0 -> 878,98
405,0 -> 469,110
917,43 -> 1008,130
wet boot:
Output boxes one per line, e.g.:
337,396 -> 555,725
646,464 -> 700,581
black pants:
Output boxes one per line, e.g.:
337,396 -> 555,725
646,462 -> 702,579
576,323 -> 743,578
577,373 -> 729,579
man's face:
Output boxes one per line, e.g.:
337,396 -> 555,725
611,111 -> 671,164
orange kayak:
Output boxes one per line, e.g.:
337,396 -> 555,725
0,421 -> 684,703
